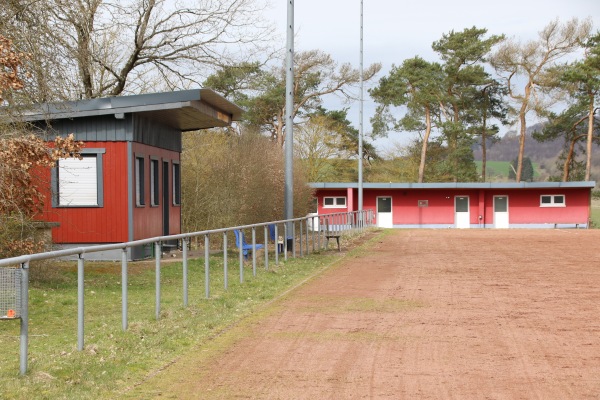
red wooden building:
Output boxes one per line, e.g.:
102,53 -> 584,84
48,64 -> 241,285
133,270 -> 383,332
27,90 -> 242,259
311,182 -> 595,229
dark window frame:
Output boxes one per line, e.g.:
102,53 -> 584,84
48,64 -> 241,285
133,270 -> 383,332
540,194 -> 565,207
150,157 -> 160,207
135,155 -> 145,207
52,148 -> 105,208
323,196 -> 347,208
172,161 -> 181,206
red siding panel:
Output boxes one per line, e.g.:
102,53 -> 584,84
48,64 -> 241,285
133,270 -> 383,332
40,142 -> 129,243
131,143 -> 181,240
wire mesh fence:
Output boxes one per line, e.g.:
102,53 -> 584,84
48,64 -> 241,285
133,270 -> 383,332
0,268 -> 21,319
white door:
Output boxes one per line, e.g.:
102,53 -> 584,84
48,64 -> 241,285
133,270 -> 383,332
377,197 -> 393,228
455,196 -> 470,229
494,196 -> 509,228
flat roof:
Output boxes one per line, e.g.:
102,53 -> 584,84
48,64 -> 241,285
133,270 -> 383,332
20,89 -> 243,131
310,182 -> 596,189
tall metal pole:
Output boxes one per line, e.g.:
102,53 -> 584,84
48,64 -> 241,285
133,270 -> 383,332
358,0 -> 364,213
284,0 -> 294,224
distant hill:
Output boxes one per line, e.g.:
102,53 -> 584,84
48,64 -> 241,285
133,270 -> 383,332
472,123 -> 563,164
473,122 -> 600,181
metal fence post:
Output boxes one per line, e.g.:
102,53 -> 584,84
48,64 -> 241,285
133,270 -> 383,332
305,218 -> 309,254
20,262 -> 29,376
223,232 -> 228,290
182,238 -> 188,307
121,249 -> 128,331
318,216 -> 323,250
77,255 -> 85,351
264,226 -> 269,270
239,231 -> 244,283
155,242 -> 161,320
292,222 -> 296,258
252,228 -> 257,276
284,224 -> 288,262
205,234 -> 210,299
275,224 -> 280,265
299,220 -> 303,257
311,216 -> 316,253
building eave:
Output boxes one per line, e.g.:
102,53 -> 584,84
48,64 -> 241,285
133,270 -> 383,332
18,89 -> 243,131
310,182 -> 597,190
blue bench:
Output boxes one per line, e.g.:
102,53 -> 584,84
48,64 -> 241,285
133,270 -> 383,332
233,230 -> 264,260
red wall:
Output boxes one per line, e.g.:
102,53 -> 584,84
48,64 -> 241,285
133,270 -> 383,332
39,141 -> 183,244
40,142 -> 129,243
485,189 -> 589,224
131,143 -> 181,240
315,187 -> 591,227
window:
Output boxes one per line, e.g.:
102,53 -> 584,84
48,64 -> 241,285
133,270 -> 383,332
172,162 -> 181,206
540,194 -> 565,207
323,196 -> 346,208
135,156 -> 145,206
150,158 -> 159,206
54,149 -> 105,207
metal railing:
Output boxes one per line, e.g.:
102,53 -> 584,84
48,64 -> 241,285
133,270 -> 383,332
0,210 -> 374,375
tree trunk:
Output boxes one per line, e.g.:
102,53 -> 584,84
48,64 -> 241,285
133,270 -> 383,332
515,82 -> 532,182
563,134 -> 586,182
481,124 -> 487,182
418,106 -> 432,183
481,97 -> 488,182
585,95 -> 594,181
275,112 -> 285,147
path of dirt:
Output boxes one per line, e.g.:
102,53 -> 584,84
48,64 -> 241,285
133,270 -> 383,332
128,229 -> 600,399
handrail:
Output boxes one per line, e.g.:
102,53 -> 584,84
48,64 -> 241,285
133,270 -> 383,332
0,210 -> 374,267
0,210 -> 374,375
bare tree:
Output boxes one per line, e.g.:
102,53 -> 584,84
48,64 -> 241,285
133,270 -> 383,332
491,18 -> 592,182
181,130 -> 314,233
235,50 -> 381,147
2,0 -> 275,101
294,115 -> 348,182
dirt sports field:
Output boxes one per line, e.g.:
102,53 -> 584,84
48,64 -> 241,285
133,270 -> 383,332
130,229 -> 600,399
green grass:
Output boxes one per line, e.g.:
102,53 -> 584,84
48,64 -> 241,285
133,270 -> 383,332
475,160 -> 540,180
0,233 -> 378,400
590,206 -> 600,228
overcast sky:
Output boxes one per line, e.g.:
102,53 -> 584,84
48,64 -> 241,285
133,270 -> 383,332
264,0 -> 599,151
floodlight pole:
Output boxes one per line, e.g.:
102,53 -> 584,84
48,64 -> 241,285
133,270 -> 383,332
358,0 -> 364,215
284,0 -> 294,224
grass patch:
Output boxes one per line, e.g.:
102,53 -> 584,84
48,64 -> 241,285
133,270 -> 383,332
0,232 -> 381,400
590,206 -> 600,228
475,160 -> 540,180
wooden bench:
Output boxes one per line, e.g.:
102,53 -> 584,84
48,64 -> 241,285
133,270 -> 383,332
553,223 -> 583,229
324,220 -> 341,251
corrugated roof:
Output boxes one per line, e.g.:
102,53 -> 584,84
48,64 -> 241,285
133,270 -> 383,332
20,89 -> 243,131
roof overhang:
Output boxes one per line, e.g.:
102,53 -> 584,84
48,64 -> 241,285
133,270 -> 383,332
310,182 -> 597,190
19,89 -> 243,131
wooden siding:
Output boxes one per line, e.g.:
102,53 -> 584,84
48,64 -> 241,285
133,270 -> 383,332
35,115 -> 132,142
133,115 -> 182,152
40,142 -> 129,243
131,143 -> 181,240
34,114 -> 181,152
